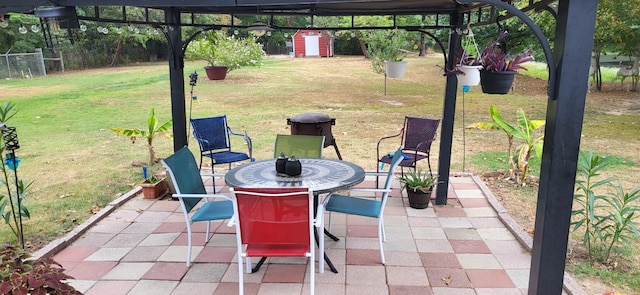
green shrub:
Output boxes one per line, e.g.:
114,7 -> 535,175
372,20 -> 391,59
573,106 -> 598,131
185,30 -> 265,72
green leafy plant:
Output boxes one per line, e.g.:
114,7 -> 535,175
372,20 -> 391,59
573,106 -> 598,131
0,102 -> 33,246
0,244 -> 81,295
365,29 -> 410,75
572,151 -> 616,261
572,151 -> 640,263
142,172 -> 164,185
599,180 -> 640,261
479,30 -> 535,72
110,108 -> 173,166
397,169 -> 437,193
185,30 -> 265,73
469,104 -> 545,185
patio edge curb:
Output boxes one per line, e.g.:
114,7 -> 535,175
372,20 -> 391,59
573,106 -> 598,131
32,187 -> 142,260
471,174 -> 588,295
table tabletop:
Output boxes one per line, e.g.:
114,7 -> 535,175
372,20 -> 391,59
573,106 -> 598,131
225,158 -> 365,194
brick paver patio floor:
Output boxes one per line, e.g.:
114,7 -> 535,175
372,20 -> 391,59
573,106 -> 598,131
37,173 -> 584,295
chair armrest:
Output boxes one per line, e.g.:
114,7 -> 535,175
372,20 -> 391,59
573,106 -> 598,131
228,128 -> 253,160
200,173 -> 226,178
322,188 -> 391,205
414,139 -> 435,154
192,135 -> 210,149
364,172 -> 390,177
172,193 -> 233,202
376,128 -> 404,161
348,188 -> 392,194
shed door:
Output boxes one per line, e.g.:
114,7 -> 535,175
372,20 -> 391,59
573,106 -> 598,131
305,36 -> 320,56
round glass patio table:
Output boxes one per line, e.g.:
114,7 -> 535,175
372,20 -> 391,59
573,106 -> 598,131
225,158 -> 365,194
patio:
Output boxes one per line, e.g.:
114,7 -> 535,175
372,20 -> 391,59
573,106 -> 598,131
35,173 -> 585,295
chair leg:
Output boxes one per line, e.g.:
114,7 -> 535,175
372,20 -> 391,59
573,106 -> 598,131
237,253 -> 244,295
378,219 -> 385,264
186,223 -> 193,267
318,232 -> 325,274
205,221 -> 211,243
327,212 -> 332,232
246,257 -> 252,274
309,248 -> 315,295
380,216 -> 386,242
376,161 -> 380,188
210,157 -> 216,192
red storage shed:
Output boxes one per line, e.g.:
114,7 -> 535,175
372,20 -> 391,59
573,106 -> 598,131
292,30 -> 334,57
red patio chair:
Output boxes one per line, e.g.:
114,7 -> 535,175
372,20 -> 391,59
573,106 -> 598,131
230,187 -> 324,295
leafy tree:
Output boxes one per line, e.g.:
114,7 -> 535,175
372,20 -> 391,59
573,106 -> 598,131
0,14 -> 46,54
592,0 -> 640,91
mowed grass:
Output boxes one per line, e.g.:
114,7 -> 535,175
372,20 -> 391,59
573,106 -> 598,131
0,54 -> 639,279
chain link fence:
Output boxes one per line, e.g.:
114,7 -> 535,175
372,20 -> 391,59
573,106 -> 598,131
0,49 -> 47,80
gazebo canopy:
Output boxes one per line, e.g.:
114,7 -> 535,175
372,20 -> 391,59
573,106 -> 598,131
2,0 -> 505,16
1,1 -> 599,295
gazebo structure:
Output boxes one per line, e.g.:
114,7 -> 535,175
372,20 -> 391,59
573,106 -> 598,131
1,1 -> 599,294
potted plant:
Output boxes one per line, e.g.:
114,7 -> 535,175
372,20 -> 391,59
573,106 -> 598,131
185,30 -> 265,80
110,108 -> 173,199
366,30 -> 410,78
478,30 -> 535,94
0,244 -> 82,294
452,47 -> 483,86
140,172 -> 169,199
397,169 -> 437,209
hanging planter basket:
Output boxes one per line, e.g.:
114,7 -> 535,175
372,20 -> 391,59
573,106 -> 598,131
384,60 -> 408,78
457,65 -> 483,86
480,70 -> 516,94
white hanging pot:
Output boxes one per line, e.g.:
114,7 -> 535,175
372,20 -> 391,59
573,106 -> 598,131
384,60 -> 408,78
457,65 -> 483,86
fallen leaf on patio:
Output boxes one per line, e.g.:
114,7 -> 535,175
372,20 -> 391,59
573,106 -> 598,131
90,205 -> 102,214
135,208 -> 143,213
442,274 -> 452,286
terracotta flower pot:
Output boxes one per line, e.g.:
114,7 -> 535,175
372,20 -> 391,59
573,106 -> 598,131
140,179 -> 168,199
204,66 -> 228,80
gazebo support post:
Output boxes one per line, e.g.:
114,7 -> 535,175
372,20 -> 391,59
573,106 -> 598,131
434,12 -> 462,205
165,7 -> 188,151
528,0 -> 598,294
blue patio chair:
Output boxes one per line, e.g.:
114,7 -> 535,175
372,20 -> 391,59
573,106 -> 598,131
161,146 -> 234,267
190,115 -> 253,190
323,146 -> 403,264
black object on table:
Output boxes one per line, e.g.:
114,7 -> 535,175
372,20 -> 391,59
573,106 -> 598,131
225,158 -> 366,273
